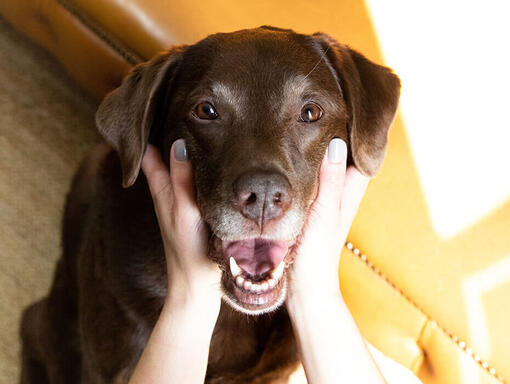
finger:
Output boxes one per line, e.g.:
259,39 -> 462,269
312,138 -> 348,216
141,144 -> 172,199
169,139 -> 199,211
339,166 -> 370,227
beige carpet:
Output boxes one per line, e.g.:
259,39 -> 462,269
0,17 -> 100,382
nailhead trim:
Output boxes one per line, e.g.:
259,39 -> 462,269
345,242 -> 506,383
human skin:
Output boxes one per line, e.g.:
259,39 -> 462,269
129,138 -> 385,384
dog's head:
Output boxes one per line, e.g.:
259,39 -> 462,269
96,27 -> 400,315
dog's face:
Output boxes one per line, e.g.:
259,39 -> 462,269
96,27 -> 400,315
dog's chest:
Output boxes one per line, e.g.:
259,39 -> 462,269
204,305 -> 298,383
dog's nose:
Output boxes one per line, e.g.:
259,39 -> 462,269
233,171 -> 292,227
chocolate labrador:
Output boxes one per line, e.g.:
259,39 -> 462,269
20,26 -> 400,383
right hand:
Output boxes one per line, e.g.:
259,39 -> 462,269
287,138 -> 369,303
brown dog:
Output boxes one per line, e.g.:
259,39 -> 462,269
20,26 -> 400,383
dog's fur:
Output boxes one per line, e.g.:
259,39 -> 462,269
20,26 -> 400,383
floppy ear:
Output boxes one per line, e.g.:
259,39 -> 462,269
96,46 -> 186,187
313,33 -> 401,177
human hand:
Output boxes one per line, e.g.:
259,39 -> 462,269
284,139 -> 385,383
131,140 -> 222,384
141,140 -> 222,308
287,138 -> 370,303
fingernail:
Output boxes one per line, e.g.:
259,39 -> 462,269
328,138 -> 347,163
174,139 -> 188,162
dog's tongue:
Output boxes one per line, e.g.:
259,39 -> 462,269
222,238 -> 290,276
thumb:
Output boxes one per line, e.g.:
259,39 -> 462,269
169,139 -> 197,210
312,138 -> 348,217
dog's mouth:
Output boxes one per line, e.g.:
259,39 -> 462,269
210,236 -> 296,315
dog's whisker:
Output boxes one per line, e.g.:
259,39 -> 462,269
302,45 -> 330,81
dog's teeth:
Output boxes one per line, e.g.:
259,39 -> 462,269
271,261 -> 285,281
261,282 -> 269,292
243,280 -> 252,291
252,283 -> 261,293
229,257 -> 241,277
236,275 -> 245,287
267,278 -> 277,289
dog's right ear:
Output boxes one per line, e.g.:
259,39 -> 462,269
96,46 -> 186,188
312,33 -> 400,177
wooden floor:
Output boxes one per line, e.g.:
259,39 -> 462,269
0,17 -> 100,382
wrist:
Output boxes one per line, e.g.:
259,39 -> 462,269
287,269 -> 342,304
286,275 -> 349,323
164,282 -> 222,324
285,288 -> 386,384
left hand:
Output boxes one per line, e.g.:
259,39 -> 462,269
131,140 -> 222,384
141,140 -> 222,307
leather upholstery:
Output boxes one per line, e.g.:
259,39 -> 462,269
0,0 -> 131,98
2,1 -> 508,383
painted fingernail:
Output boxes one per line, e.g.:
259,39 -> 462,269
174,139 -> 188,162
328,138 -> 347,164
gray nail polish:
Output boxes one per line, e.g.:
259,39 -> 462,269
328,138 -> 347,163
174,139 -> 188,162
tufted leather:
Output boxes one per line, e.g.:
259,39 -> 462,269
1,1 -> 509,383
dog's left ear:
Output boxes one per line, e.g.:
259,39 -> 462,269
96,46 -> 186,187
313,33 -> 401,177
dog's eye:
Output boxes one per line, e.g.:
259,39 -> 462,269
195,102 -> 219,120
299,103 -> 323,123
